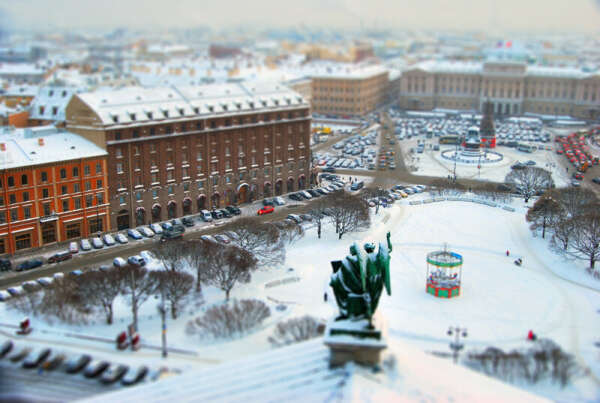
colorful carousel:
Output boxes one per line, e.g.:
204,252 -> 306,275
426,248 -> 463,299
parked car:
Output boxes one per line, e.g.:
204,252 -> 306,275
160,222 -> 173,231
288,193 -> 302,201
273,197 -> 286,206
115,233 -> 128,244
225,205 -> 241,215
68,241 -> 79,254
200,235 -> 217,243
127,255 -> 146,266
300,214 -> 313,222
171,218 -> 183,227
65,354 -> 92,374
6,287 -> 24,297
210,210 -> 223,220
307,189 -> 321,198
102,234 -> 116,246
127,229 -> 143,240
21,281 -> 41,292
42,353 -> 66,371
150,223 -> 164,234
286,214 -> 302,224
200,210 -> 213,222
139,250 -> 154,262
84,360 -> 110,378
160,225 -> 185,242
592,177 -> 600,185
258,206 -> 275,215
262,198 -> 275,206
48,251 -> 72,264
91,237 -> 104,249
138,227 -> 155,238
113,257 -> 127,268
0,258 -> 11,272
219,209 -> 232,218
0,290 -> 12,302
214,234 -> 231,244
121,365 -> 149,386
0,340 -> 13,358
80,239 -> 92,251
182,217 -> 195,227
300,191 -> 313,199
69,270 -> 83,276
36,277 -> 53,287
350,181 -> 364,191
101,364 -> 129,384
22,348 -> 51,369
16,258 -> 43,272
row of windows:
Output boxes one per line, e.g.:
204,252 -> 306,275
0,193 -> 105,223
0,163 -> 103,189
0,180 -> 103,206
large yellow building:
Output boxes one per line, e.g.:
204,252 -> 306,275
398,61 -> 600,120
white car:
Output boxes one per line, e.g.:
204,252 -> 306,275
80,239 -> 92,251
115,233 -> 128,244
113,257 -> 127,268
150,223 -> 163,234
69,241 -> 79,254
53,272 -> 64,281
139,250 -> 153,263
300,191 -> 312,199
138,227 -> 155,238
36,277 -> 54,287
91,237 -> 104,249
102,234 -> 116,246
273,197 -> 286,206
0,290 -> 12,302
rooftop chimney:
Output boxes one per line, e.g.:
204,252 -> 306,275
38,138 -> 44,146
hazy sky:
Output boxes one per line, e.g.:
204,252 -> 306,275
2,0 -> 599,34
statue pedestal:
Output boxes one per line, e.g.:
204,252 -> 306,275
324,312 -> 387,367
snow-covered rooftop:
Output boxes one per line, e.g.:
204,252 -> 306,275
74,81 -> 308,126
310,64 -> 388,80
0,126 -> 107,170
29,86 -> 83,121
0,63 -> 46,75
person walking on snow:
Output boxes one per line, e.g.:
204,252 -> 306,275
506,250 -> 510,257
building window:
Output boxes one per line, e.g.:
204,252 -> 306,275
182,167 -> 189,178
197,151 -> 203,161
15,233 -> 31,250
96,179 -> 102,188
74,197 -> 81,209
86,195 -> 93,207
23,206 -> 31,219
41,171 -> 48,182
72,167 -> 79,177
96,193 -> 104,205
85,181 -> 91,191
73,183 -> 80,193
135,192 -> 142,201
65,223 -> 81,239
168,185 -> 175,195
60,169 -> 66,179
116,147 -> 123,157
88,218 -> 103,234
116,163 -> 123,174
212,176 -> 218,186
96,163 -> 102,174
0,238 -> 4,254
0,196 -> 3,206
62,199 -> 69,211
197,180 -> 204,189
22,192 -> 29,202
9,194 -> 16,204
61,185 -> 68,195
225,176 -> 231,184
10,208 -> 18,221
43,203 -> 51,216
183,182 -> 189,191
152,189 -> 159,198
119,196 -> 125,205
167,171 -> 174,181
0,211 -> 5,223
84,165 -> 91,176
21,174 -> 28,185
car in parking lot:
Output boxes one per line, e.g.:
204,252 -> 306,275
115,233 -> 128,244
300,191 -> 313,199
91,237 -> 104,249
262,198 -> 275,206
592,177 -> 600,185
127,229 -> 143,240
65,354 -> 92,374
286,214 -> 302,224
48,251 -> 72,264
211,210 -> 223,219
69,241 -> 79,254
80,239 -> 92,251
138,227 -> 155,237
258,206 -> 275,215
103,234 -> 116,246
0,290 -> 11,302
16,258 -> 43,272
160,222 -> 173,231
214,234 -> 231,244
200,235 -> 217,243
274,197 -> 286,206
113,257 -> 127,268
225,205 -> 241,215
288,193 -> 302,201
171,218 -> 183,227
182,217 -> 195,227
573,172 -> 584,180
200,210 -> 213,222
84,360 -> 110,378
127,255 -> 146,266
69,270 -> 83,276
219,209 -> 232,218
36,277 -> 53,287
307,189 -> 321,198
150,223 -> 163,234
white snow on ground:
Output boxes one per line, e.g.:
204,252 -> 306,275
405,143 -> 571,187
1,199 -> 599,401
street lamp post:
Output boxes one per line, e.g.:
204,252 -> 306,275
447,326 -> 468,364
157,293 -> 168,358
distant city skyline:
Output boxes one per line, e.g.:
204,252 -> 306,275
2,0 -> 599,34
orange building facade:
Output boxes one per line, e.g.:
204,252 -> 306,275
0,128 -> 109,256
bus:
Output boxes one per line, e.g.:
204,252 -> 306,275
517,143 -> 535,153
439,135 -> 460,145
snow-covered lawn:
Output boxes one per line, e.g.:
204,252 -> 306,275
1,198 -> 599,401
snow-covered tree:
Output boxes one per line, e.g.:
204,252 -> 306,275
505,167 -> 554,203
526,194 -> 562,238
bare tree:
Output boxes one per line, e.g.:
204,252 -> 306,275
505,167 -> 554,203
566,212 -> 600,269
121,265 -> 157,331
550,217 -> 577,252
268,316 -> 325,347
526,193 -> 563,239
153,242 -> 187,272
79,269 -> 124,324
328,192 -> 370,240
308,195 -> 335,238
151,270 -> 194,319
274,219 -> 305,245
220,217 -> 284,266
549,188 -> 599,219
39,276 -> 93,324
182,240 -> 211,293
201,240 -> 258,300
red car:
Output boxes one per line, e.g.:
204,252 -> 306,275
257,206 -> 275,215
